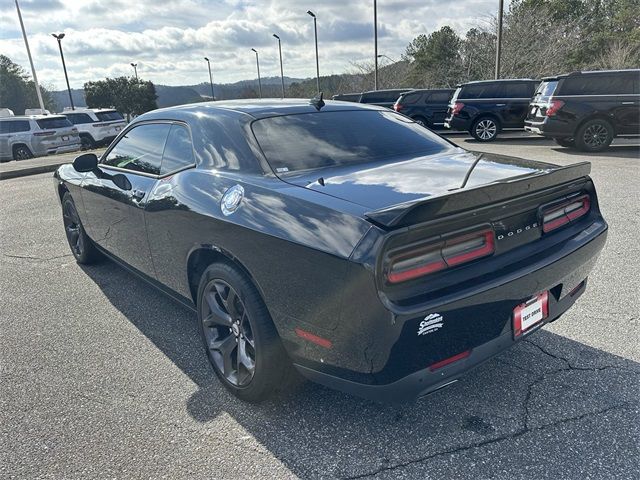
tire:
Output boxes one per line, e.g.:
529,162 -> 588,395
61,192 -> 102,264
471,117 -> 500,142
574,119 -> 614,152
197,262 -> 293,402
80,134 -> 96,150
13,145 -> 33,160
412,116 -> 429,128
554,137 -> 575,148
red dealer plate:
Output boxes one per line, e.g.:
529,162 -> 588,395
513,291 -> 548,338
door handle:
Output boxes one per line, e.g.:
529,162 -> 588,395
496,103 -> 506,107
132,189 -> 146,201
621,101 -> 635,105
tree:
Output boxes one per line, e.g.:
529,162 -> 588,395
84,76 -> 158,118
0,55 -> 56,114
403,27 -> 465,88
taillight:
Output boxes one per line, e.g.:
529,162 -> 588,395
386,228 -> 495,284
451,102 -> 464,115
545,99 -> 564,117
394,102 -> 403,112
541,195 -> 590,233
33,131 -> 55,136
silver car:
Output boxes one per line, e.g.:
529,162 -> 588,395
0,115 -> 81,161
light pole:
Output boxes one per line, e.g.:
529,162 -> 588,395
307,10 -> 320,93
51,33 -> 74,110
204,57 -> 215,100
251,48 -> 262,98
273,34 -> 285,98
495,0 -> 504,79
373,0 -> 378,90
130,63 -> 138,80
377,54 -> 396,63
15,0 -> 45,111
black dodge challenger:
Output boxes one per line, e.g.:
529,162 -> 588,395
54,99 -> 607,403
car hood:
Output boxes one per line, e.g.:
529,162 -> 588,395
280,148 -> 560,210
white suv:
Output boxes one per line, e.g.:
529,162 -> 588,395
60,108 -> 127,149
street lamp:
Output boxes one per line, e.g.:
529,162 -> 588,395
307,10 -> 320,93
51,33 -> 74,110
130,63 -> 138,80
251,48 -> 262,98
273,34 -> 285,98
373,0 -> 378,90
204,57 -> 215,101
377,54 -> 397,63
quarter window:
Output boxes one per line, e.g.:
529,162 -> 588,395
65,113 -> 93,125
161,124 -> 195,174
502,82 -> 535,98
426,91 -> 452,102
103,123 -> 170,175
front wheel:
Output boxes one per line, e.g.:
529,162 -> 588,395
62,193 -> 102,264
471,117 -> 499,142
197,262 -> 293,402
80,135 -> 96,150
575,119 -> 613,152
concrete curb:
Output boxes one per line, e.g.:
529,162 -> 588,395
0,162 -> 64,181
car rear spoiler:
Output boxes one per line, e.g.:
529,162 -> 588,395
364,161 -> 592,228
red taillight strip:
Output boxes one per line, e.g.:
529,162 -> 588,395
428,350 -> 471,371
386,228 -> 495,284
542,195 -> 590,233
294,328 -> 332,349
33,131 -> 55,136
443,230 -> 494,267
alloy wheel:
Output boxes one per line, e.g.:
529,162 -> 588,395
63,200 -> 84,256
475,119 -> 497,140
201,279 -> 256,387
583,123 -> 609,149
15,147 -> 32,160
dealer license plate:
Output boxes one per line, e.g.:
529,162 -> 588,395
513,291 -> 548,337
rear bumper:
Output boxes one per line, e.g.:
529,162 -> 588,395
295,222 -> 607,403
444,115 -> 470,131
524,118 -> 575,138
48,143 -> 81,155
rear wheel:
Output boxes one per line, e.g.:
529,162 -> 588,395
471,117 -> 499,142
197,262 -> 292,402
575,119 -> 613,152
554,137 -> 575,148
13,145 -> 33,160
80,134 -> 96,150
62,193 -> 101,264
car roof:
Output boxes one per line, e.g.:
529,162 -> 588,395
401,88 -> 454,94
541,68 -> 640,81
458,78 -> 538,87
0,115 -> 66,120
361,88 -> 412,94
139,99 -> 389,121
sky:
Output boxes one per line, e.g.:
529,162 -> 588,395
1,0 -> 505,90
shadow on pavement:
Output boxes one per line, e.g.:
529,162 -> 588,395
80,260 -> 640,479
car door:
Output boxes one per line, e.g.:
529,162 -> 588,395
81,122 -> 171,276
501,82 -> 536,128
425,91 -> 452,126
614,73 -> 640,134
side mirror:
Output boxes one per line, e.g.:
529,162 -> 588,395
72,153 -> 98,172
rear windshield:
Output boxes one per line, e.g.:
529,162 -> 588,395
36,117 -> 72,129
96,111 -> 124,121
534,81 -> 559,99
252,110 -> 452,173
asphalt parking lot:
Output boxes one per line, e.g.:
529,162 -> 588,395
1,134 -> 639,479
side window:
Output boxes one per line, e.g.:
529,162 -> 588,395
102,123 -> 170,175
561,75 -> 633,95
67,113 -> 93,125
401,93 -> 421,105
460,83 -> 501,99
161,124 -> 195,175
0,120 -> 30,133
503,82 -> 534,98
427,91 -> 451,103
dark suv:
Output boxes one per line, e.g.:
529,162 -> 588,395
525,69 -> 639,151
359,89 -> 413,108
393,89 -> 454,129
445,79 -> 539,141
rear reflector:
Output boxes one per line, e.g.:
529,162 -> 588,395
295,328 -> 332,349
428,350 -> 471,371
542,195 -> 590,233
386,228 -> 495,284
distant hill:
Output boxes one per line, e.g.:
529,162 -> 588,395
51,75 -> 307,110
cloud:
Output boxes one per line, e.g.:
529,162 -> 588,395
2,0 -> 506,89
